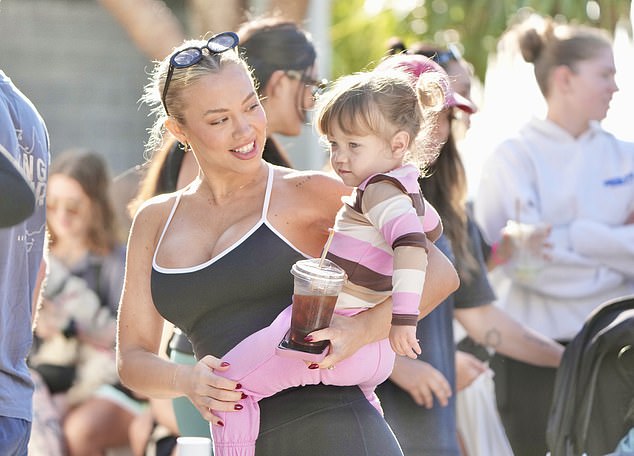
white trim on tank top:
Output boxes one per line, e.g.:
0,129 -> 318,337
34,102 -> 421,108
152,162 -> 309,274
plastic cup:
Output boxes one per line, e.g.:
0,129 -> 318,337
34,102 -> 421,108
176,436 -> 212,456
503,220 -> 548,282
286,258 -> 346,354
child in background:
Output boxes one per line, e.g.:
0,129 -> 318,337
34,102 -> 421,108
211,68 -> 446,456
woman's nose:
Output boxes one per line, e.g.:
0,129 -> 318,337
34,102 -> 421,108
233,115 -> 252,138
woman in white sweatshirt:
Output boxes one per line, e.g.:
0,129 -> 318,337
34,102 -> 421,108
474,15 -> 634,456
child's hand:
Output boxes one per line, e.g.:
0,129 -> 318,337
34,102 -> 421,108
389,325 -> 421,359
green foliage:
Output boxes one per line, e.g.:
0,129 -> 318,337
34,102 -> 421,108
331,0 -> 632,81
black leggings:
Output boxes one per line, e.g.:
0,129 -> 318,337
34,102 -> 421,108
491,353 -> 557,456
257,384 -> 403,456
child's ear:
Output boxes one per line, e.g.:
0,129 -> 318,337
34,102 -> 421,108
391,130 -> 410,158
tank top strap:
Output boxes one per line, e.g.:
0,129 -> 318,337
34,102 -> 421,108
260,162 -> 274,221
152,191 -> 183,268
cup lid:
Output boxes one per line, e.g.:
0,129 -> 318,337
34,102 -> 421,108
291,258 -> 346,285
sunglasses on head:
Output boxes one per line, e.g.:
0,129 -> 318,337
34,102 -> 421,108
285,70 -> 328,97
161,31 -> 239,116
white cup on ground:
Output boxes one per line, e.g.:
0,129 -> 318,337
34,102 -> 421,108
176,436 -> 212,456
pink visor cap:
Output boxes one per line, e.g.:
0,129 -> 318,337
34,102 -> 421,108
375,54 -> 476,114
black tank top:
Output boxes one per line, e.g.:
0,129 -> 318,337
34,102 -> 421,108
151,164 -> 305,358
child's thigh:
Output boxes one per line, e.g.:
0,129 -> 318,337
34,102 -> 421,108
320,338 -> 395,387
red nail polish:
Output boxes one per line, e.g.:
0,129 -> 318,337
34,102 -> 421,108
234,404 -> 243,410
220,362 -> 230,367
304,335 -> 313,342
241,392 -> 248,399
235,383 -> 242,390
308,363 -> 319,369
217,421 -> 224,427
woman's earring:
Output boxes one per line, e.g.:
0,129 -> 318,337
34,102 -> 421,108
184,143 -> 192,153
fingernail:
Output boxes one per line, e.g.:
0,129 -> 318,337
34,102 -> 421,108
234,404 -> 243,410
304,335 -> 313,342
241,392 -> 248,399
235,383 -> 242,390
220,362 -> 230,367
217,420 -> 224,427
308,363 -> 319,370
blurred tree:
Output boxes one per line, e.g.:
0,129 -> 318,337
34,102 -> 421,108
331,0 -> 632,81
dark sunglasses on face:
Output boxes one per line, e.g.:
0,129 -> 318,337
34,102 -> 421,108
161,31 -> 240,116
285,70 -> 328,97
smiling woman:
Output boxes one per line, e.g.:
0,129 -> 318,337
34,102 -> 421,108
117,32 -> 459,456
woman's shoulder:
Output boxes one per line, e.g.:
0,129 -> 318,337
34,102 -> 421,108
274,166 -> 348,196
129,191 -> 180,240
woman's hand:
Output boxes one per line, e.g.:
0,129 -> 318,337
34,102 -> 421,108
390,356 -> 452,408
307,311 -> 374,370
176,356 -> 243,427
34,298 -> 67,339
454,350 -> 488,392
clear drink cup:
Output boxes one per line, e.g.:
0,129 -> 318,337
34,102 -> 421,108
285,258 -> 346,354
503,220 -> 549,282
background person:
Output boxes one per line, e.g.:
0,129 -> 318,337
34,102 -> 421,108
0,64 -> 49,456
117,33 -> 459,456
375,52 -> 564,456
474,15 -> 634,456
30,148 -> 136,456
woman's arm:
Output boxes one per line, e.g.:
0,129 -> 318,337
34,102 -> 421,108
313,242 -> 459,368
454,303 -> 564,367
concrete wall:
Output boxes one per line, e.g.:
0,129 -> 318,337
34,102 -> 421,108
0,0 -> 155,176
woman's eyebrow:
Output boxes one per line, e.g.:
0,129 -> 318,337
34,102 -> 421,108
203,92 -> 257,116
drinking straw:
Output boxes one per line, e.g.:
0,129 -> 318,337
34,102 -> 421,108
319,229 -> 335,268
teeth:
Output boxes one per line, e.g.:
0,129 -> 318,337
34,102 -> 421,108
232,142 -> 253,154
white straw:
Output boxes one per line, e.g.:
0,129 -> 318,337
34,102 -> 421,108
319,229 -> 335,268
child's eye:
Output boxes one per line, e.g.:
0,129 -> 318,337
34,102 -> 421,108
349,142 -> 360,149
248,102 -> 261,111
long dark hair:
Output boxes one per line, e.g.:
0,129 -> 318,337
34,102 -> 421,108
238,17 -> 316,91
421,122 -> 479,283
49,148 -> 119,255
238,17 -> 317,168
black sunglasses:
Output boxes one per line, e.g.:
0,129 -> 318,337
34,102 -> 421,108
285,70 -> 328,97
161,31 -> 239,116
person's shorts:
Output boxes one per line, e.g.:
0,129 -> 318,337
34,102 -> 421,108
95,382 -> 148,415
0,416 -> 31,456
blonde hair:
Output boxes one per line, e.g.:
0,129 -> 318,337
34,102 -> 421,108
314,69 -> 444,175
140,37 -> 253,158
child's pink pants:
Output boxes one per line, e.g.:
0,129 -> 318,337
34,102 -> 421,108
211,304 -> 395,456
